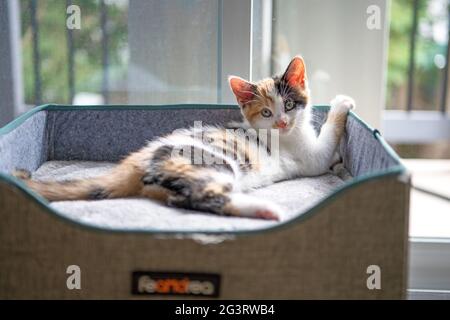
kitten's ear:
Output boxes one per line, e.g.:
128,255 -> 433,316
282,56 -> 307,89
228,76 -> 256,105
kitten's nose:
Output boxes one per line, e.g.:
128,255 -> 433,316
276,119 -> 288,129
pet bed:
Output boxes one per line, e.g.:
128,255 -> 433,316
0,104 -> 410,299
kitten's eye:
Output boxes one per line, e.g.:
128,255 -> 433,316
261,108 -> 272,117
285,99 -> 296,111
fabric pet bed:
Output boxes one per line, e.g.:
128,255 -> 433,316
0,104 -> 409,299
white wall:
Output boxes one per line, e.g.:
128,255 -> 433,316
273,0 -> 390,128
127,0 -> 254,105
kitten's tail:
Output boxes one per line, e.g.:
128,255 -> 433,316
13,161 -> 144,202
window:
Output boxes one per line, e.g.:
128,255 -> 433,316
383,0 -> 450,148
387,0 -> 449,113
16,0 -> 257,108
20,0 -> 129,106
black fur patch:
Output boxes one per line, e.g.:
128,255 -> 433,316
168,188 -> 231,215
88,187 -> 110,200
142,145 -> 176,185
141,174 -> 158,185
273,76 -> 307,107
160,176 -> 201,197
151,145 -> 175,163
165,177 -> 206,208
192,192 -> 230,214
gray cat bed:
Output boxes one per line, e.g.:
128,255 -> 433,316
0,104 -> 409,299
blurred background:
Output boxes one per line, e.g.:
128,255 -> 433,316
0,0 -> 449,298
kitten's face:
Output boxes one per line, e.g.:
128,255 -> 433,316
229,56 -> 309,135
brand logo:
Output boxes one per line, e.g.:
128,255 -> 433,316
132,272 -> 220,297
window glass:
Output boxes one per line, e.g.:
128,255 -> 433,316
20,0 -> 220,106
387,0 -> 449,111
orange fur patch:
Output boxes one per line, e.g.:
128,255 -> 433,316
204,182 -> 227,194
241,78 -> 276,124
326,110 -> 348,138
140,184 -> 171,202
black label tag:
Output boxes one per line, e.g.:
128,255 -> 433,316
132,271 -> 221,297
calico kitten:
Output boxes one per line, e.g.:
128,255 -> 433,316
14,56 -> 354,221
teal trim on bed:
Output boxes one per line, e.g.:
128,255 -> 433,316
0,104 -> 407,236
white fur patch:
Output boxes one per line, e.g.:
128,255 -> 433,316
228,193 -> 284,219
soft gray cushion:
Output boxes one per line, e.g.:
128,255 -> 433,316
33,160 -> 351,232
0,111 -> 48,173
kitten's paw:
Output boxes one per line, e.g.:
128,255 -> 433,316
227,193 -> 283,221
254,209 -> 280,221
330,95 -> 356,113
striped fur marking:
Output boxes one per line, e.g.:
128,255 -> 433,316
88,187 -> 110,200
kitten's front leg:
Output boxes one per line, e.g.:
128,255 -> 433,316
307,95 -> 355,175
329,94 -> 355,119
327,94 -> 355,144
328,95 -> 355,172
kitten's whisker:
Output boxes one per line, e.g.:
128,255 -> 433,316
240,90 -> 265,101
243,98 -> 262,104
282,90 -> 296,101
281,84 -> 290,99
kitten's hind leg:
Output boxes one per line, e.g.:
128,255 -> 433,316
159,177 -> 281,221
142,144 -> 281,220
165,181 -> 281,221
223,193 -> 282,221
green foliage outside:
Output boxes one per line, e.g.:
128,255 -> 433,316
387,0 -> 447,109
21,0 -> 128,104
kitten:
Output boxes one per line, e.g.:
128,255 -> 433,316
14,56 -> 354,221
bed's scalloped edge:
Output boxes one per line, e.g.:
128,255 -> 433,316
0,104 -> 409,236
